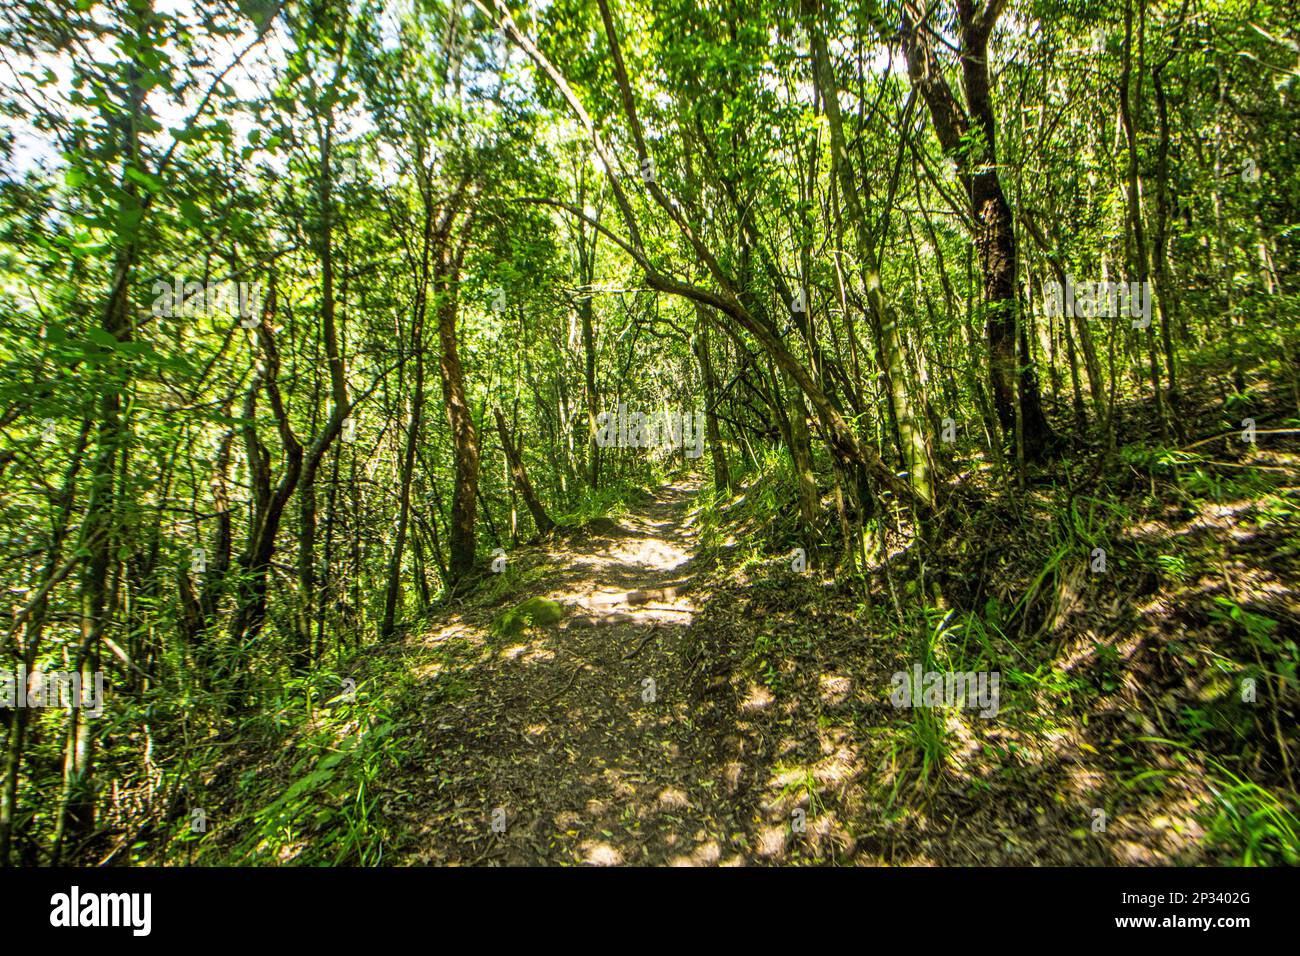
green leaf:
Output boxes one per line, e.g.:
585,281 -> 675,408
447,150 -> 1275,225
124,166 -> 164,194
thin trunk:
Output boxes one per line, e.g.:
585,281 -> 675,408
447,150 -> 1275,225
438,230 -> 480,583
382,324 -> 426,640
694,307 -> 731,492
494,407 -> 554,534
1119,0 -> 1167,438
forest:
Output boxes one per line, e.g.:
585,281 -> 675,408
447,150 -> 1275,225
0,0 -> 1296,868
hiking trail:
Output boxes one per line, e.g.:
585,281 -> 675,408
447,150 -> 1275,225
396,478 -> 775,866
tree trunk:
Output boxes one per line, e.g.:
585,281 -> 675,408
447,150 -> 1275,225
383,313 -> 426,640
494,407 -> 554,534
901,0 -> 1056,461
693,308 -> 732,493
437,235 -> 480,583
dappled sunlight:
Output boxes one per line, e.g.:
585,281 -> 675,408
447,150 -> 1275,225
499,640 -> 556,664
811,746 -> 857,787
1125,497 -> 1262,544
740,682 -> 773,713
419,617 -> 481,648
939,711 -> 984,774
411,660 -> 447,681
818,673 -> 852,705
657,787 -> 690,810
668,839 -> 723,866
581,841 -> 623,866
755,826 -> 787,859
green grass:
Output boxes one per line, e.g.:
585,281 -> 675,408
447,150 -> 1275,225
1203,768 -> 1300,866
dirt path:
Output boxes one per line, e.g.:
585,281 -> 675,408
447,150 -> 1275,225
381,455 -> 1296,866
397,478 -> 761,865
